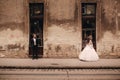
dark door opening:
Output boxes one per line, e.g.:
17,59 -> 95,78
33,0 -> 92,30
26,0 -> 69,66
29,3 -> 44,58
81,3 -> 96,50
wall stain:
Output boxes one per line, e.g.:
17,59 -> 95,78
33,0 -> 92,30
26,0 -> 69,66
55,45 -> 61,52
7,44 -> 24,51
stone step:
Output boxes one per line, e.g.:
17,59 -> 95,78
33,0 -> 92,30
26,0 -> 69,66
0,69 -> 120,80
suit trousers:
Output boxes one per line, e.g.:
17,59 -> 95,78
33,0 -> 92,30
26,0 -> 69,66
32,45 -> 38,58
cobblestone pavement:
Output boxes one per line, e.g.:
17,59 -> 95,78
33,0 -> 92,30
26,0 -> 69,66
0,69 -> 120,80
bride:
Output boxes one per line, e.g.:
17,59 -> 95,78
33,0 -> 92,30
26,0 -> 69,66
79,35 -> 99,61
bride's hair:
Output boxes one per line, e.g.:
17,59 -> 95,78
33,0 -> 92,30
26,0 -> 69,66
86,38 -> 89,44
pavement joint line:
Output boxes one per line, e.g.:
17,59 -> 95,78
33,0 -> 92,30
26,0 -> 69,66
0,66 -> 120,69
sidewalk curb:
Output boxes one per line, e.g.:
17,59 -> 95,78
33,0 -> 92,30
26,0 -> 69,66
0,66 -> 120,69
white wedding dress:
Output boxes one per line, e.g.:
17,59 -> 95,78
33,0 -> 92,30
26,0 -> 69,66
79,40 -> 99,61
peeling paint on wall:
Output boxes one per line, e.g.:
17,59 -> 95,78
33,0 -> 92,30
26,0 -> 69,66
0,0 -> 120,58
0,0 -> 28,58
0,28 -> 28,57
101,0 -> 116,24
97,0 -> 120,58
44,43 -> 79,58
46,24 -> 80,45
44,24 -> 81,58
97,31 -> 120,56
0,29 -> 23,45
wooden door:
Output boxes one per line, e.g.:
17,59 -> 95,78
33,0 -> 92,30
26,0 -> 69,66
81,3 -> 96,50
29,3 -> 44,58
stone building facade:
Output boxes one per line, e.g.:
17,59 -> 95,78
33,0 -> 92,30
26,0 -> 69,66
0,0 -> 120,58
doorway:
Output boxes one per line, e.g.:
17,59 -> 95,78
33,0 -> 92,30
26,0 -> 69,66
29,3 -> 44,58
81,3 -> 96,50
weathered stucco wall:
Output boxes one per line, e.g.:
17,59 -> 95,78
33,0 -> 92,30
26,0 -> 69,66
97,0 -> 120,58
0,0 -> 120,58
44,24 -> 81,58
48,0 -> 76,20
44,0 -> 81,58
0,0 -> 28,58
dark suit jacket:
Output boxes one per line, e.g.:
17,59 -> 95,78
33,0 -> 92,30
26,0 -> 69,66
31,38 -> 39,47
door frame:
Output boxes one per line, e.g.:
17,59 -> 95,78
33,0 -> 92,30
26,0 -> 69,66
78,0 -> 101,51
24,0 -> 48,57
81,3 -> 97,50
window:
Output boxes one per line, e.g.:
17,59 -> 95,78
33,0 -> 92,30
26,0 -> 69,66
81,3 -> 97,50
29,3 -> 44,58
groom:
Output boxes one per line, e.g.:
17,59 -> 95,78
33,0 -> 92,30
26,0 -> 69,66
31,33 -> 39,59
